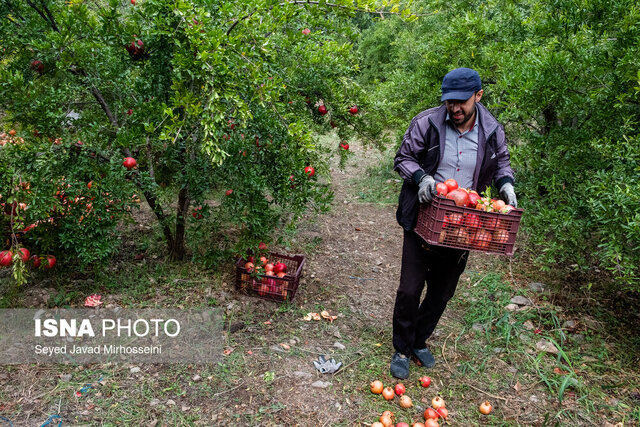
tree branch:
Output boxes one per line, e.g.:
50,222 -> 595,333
25,0 -> 58,32
39,0 -> 58,32
68,67 -> 120,130
145,136 -> 155,179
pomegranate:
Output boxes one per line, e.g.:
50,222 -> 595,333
435,183 -> 448,196
479,400 -> 493,415
443,178 -> 458,192
30,255 -> 41,268
18,248 -> 30,263
463,213 -> 481,229
379,414 -> 393,427
423,408 -> 438,420
493,228 -> 509,244
446,188 -> 469,207
467,191 -> 481,207
436,407 -> 448,419
483,215 -> 504,229
399,395 -> 412,408
370,380 -> 383,394
382,386 -> 395,400
30,59 -> 45,73
471,229 -> 493,250
44,255 -> 56,269
418,375 -> 431,388
0,250 -> 12,267
443,212 -> 463,228
431,396 -> 445,409
123,157 -> 137,170
493,199 -> 506,211
449,227 -> 470,245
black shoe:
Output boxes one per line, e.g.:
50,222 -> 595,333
412,347 -> 436,368
389,352 -> 410,379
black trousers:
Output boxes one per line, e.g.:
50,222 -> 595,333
392,230 -> 469,356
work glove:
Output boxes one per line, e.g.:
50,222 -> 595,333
499,182 -> 517,208
418,175 -> 437,203
313,355 -> 342,374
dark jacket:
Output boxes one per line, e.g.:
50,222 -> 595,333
394,103 -> 515,231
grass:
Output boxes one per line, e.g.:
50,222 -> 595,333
1,147 -> 639,425
352,157 -> 640,425
349,155 -> 402,205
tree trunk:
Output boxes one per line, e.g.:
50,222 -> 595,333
144,190 -> 175,250
542,105 -> 556,135
170,185 -> 189,260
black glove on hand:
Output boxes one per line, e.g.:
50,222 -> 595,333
499,182 -> 517,208
418,175 -> 437,203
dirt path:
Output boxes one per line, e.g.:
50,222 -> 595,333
237,139 -> 496,425
299,143 -> 401,327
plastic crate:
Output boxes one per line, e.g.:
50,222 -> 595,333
415,196 -> 523,256
235,252 -> 305,302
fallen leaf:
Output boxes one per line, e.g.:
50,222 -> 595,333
553,367 -> 569,375
279,343 -> 290,350
311,312 -> 321,321
320,310 -> 338,321
84,294 -> 103,307
223,348 -> 234,356
263,320 -> 271,325
513,381 -> 522,393
303,313 -> 313,321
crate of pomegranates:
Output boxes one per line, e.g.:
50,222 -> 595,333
415,180 -> 523,256
235,252 -> 305,302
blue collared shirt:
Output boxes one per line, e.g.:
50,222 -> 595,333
433,108 -> 479,189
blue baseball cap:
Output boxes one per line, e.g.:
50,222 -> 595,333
441,68 -> 482,101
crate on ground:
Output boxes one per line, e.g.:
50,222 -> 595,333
415,196 -> 523,256
235,252 -> 305,302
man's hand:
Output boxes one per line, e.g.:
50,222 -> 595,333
418,175 -> 437,203
499,182 -> 517,208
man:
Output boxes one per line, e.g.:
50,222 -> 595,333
390,67 -> 516,379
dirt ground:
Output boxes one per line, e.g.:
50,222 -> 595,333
1,138 -> 638,426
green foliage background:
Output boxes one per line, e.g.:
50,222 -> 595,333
1,0 -> 639,290
0,0 -> 408,277
356,0 -> 640,289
